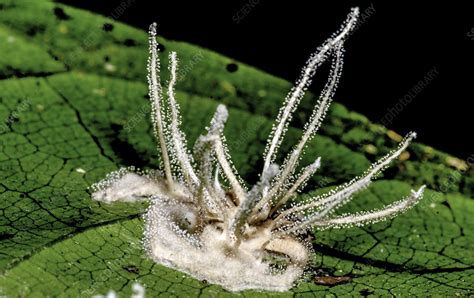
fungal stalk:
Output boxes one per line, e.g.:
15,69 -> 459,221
91,7 -> 425,292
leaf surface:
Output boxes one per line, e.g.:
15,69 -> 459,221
0,0 -> 472,296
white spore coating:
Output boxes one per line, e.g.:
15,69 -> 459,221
91,7 -> 425,292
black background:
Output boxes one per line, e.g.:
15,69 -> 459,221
59,0 -> 473,159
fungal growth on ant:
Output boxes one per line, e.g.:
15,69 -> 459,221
91,7 -> 425,292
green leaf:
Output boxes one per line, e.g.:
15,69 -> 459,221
0,25 -> 65,78
0,0 -> 472,296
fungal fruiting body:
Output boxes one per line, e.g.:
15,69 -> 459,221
91,7 -> 425,292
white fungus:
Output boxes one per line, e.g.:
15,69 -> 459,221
91,7 -> 424,292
